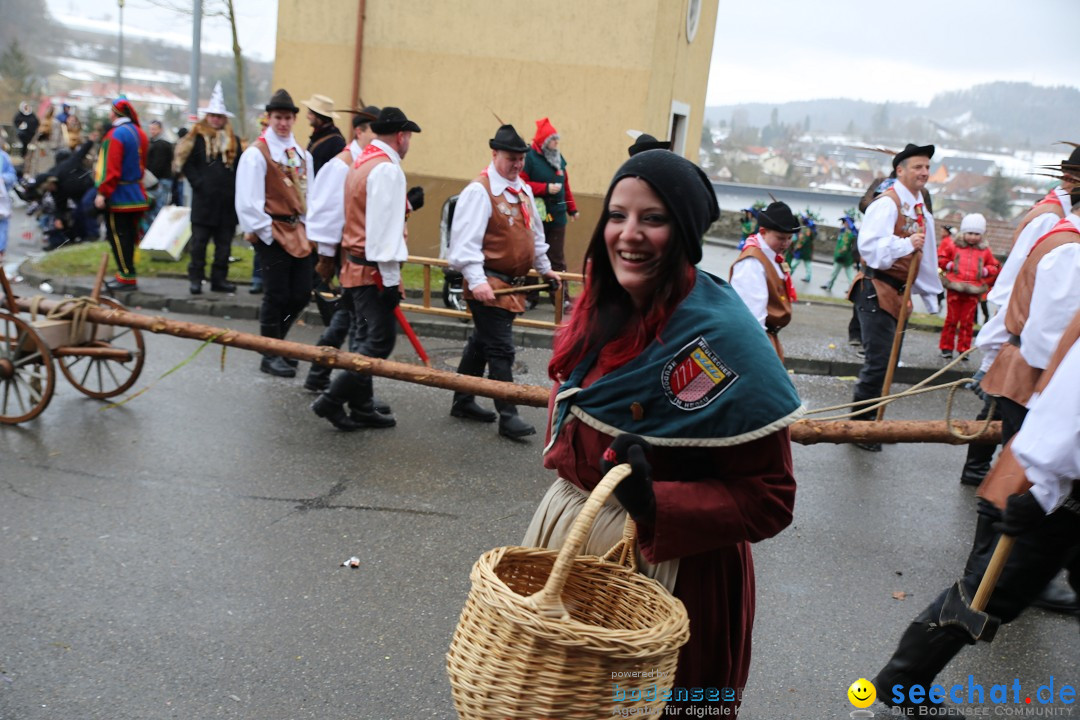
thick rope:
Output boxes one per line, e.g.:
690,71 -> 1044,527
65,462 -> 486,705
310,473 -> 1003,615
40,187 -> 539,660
27,294 -> 102,345
804,347 -> 995,440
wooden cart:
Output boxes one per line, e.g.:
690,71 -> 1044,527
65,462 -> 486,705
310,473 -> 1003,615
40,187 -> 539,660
0,256 -> 145,424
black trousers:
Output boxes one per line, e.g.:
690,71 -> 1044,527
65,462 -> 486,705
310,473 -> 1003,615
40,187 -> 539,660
258,241 -> 313,333
188,222 -> 234,284
454,301 -> 520,418
325,285 -> 396,410
874,495 -> 1080,702
306,303 -> 358,387
105,211 -> 143,280
851,278 -> 902,419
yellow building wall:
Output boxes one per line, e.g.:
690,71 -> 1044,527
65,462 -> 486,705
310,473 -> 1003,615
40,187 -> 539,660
272,0 -> 717,261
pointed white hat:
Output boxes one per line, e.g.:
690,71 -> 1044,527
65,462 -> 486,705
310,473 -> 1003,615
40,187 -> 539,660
199,81 -> 233,117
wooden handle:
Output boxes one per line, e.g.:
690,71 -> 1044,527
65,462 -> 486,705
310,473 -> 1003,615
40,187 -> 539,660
90,253 -> 109,303
526,464 -> 632,619
876,250 -> 922,421
492,283 -> 551,296
971,534 -> 1015,612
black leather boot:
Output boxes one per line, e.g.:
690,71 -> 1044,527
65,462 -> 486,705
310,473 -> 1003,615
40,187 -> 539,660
451,398 -> 497,423
311,394 -> 360,431
498,411 -> 536,439
259,323 -> 296,378
873,619 -> 967,710
348,402 -> 396,428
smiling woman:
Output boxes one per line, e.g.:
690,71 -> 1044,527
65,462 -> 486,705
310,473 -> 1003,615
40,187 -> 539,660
524,149 -> 804,717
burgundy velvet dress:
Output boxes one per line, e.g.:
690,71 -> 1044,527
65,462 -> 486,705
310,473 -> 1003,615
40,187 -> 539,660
540,363 -> 796,712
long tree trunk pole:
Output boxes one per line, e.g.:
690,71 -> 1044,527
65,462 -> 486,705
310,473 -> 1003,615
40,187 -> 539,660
13,296 -> 1000,445
226,0 -> 247,137
876,250 -> 922,421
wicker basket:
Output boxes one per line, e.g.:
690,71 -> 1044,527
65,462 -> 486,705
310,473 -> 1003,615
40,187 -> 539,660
446,465 -> 690,719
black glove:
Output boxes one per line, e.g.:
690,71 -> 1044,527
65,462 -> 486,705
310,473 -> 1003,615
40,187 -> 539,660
601,434 -> 655,523
380,284 -> 401,310
407,186 -> 425,212
993,492 -> 1046,536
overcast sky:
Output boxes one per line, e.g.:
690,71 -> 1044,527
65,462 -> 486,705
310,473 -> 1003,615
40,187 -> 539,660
707,0 -> 1080,105
46,0 -> 1080,107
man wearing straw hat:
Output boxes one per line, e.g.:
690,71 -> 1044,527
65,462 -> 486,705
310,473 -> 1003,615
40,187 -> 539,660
847,142 -> 942,451
729,200 -> 800,361
303,94 -> 346,178
446,124 -> 561,439
311,107 -> 420,431
235,88 -> 315,377
175,81 -> 240,295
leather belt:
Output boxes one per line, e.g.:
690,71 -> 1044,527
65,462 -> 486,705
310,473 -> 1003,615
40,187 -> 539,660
484,267 -> 529,286
271,213 -> 300,226
1007,333 -> 1021,348
346,254 -> 378,267
863,265 -> 906,294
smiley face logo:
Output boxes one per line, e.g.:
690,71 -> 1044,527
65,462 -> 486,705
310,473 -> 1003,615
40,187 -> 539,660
847,678 -> 876,708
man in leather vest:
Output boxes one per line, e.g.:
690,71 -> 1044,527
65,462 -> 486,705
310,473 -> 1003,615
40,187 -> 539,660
848,143 -> 943,451
729,200 -> 800,362
310,107 -> 420,431
447,124 -> 561,439
235,88 -> 315,377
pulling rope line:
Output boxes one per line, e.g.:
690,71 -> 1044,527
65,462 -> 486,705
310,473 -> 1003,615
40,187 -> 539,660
803,348 -> 996,440
28,295 -> 101,344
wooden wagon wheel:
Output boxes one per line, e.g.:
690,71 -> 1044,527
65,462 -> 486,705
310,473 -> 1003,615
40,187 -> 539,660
57,297 -> 145,399
0,310 -> 56,424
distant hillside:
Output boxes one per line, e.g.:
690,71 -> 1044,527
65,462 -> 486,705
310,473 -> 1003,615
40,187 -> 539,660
706,82 -> 1080,148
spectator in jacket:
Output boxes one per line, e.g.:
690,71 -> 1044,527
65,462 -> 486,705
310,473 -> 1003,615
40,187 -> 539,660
145,120 -> 174,225
938,213 -> 999,359
175,82 -> 240,294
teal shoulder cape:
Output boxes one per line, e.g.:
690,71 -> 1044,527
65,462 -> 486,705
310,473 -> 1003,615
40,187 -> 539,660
545,270 -> 804,450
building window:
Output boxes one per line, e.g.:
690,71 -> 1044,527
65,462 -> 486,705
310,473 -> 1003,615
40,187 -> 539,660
686,0 -> 702,43
670,100 -> 690,156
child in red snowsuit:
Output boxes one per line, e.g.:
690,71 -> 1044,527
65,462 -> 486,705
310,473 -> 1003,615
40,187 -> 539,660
938,213 -> 999,359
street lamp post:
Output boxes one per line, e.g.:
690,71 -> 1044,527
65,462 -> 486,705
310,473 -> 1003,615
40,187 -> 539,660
117,0 -> 125,94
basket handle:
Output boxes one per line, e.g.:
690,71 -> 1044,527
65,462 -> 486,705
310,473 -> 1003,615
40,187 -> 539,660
600,516 -> 639,573
526,463 -> 632,619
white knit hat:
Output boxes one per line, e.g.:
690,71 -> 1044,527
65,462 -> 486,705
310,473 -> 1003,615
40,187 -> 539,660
199,82 -> 233,117
960,213 -> 986,235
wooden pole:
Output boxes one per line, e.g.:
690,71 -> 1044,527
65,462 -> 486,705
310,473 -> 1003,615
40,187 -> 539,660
876,250 -> 922,421
12,296 -> 1001,444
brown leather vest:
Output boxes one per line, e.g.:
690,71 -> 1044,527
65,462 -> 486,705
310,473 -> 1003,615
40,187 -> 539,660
730,245 -> 792,361
980,230 -> 1080,405
254,141 -> 310,259
339,153 -> 392,288
847,188 -> 918,319
462,173 -> 537,314
978,308 -> 1080,509
1008,194 -> 1064,252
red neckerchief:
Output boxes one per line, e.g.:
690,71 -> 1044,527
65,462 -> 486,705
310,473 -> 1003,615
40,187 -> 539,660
745,233 -> 796,301
482,169 -> 531,230
1032,216 -> 1080,250
353,142 -> 389,169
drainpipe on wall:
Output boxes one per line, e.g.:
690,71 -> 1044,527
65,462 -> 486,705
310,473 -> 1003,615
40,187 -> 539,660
351,0 -> 366,109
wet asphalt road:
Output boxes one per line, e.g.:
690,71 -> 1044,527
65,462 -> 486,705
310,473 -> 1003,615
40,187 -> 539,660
1,310 -> 1075,720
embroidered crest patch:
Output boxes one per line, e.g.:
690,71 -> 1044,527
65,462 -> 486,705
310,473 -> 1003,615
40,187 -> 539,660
661,336 -> 738,410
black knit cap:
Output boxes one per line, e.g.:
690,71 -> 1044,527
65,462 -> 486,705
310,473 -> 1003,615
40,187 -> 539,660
265,88 -> 299,114
757,201 -> 801,233
892,142 -> 935,169
607,149 -> 719,265
489,124 -> 529,153
628,133 -> 672,157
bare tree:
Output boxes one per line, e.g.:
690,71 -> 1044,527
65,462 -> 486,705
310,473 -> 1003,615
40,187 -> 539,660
147,0 -> 248,135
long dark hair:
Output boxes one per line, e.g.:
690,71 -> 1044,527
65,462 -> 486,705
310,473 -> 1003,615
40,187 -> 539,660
548,176 -> 695,381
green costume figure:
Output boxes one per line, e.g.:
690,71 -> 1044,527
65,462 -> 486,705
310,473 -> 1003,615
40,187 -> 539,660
822,214 -> 858,292
788,214 -> 816,283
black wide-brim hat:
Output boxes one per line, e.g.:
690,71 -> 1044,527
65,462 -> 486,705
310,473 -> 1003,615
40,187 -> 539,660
348,105 -> 381,128
265,88 -> 299,114
892,142 -> 935,169
757,201 -> 801,233
371,106 -> 421,134
628,133 -> 672,157
489,124 -> 529,153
